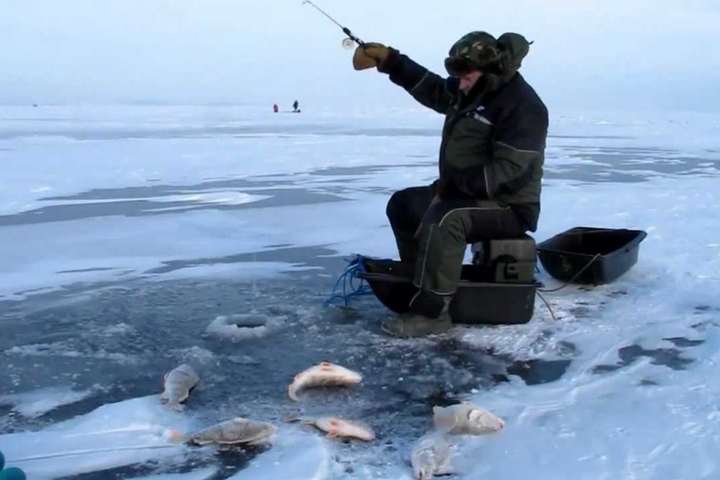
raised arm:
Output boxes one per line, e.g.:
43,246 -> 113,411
354,44 -> 457,115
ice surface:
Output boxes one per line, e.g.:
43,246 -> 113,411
0,395 -> 332,480
227,427 -> 330,480
128,467 -> 218,480
0,396 -> 196,480
452,174 -> 720,479
1,105 -> 719,479
5,341 -> 142,365
0,386 -> 97,418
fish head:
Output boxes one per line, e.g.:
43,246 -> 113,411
314,416 -> 339,431
267,424 -> 279,443
413,462 -> 434,480
467,408 -> 504,433
247,422 -> 278,445
331,364 -> 362,382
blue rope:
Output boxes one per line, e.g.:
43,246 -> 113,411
325,254 -> 373,307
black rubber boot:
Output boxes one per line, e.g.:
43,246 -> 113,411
381,311 -> 452,338
381,294 -> 453,338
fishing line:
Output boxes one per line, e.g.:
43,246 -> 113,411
8,444 -> 184,463
536,291 -> 557,321
301,0 -> 365,48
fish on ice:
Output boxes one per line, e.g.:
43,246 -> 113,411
289,415 -> 375,441
411,433 -> 454,480
287,361 -> 362,401
186,417 -> 277,446
432,402 -> 504,435
160,364 -> 199,411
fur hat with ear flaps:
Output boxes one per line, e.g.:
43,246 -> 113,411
445,31 -> 500,76
445,31 -> 532,80
497,32 -> 532,78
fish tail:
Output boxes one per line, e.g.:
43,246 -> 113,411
288,384 -> 300,401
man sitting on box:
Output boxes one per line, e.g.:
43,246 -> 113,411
353,31 -> 548,337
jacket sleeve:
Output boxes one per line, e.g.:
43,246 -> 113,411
480,102 -> 548,198
379,49 -> 457,114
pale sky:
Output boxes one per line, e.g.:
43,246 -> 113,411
1,0 -> 719,111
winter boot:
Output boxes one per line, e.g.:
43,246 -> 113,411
381,311 -> 452,338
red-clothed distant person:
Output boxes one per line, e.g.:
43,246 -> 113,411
273,104 -> 279,113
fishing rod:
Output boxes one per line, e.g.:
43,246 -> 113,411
301,0 -> 365,49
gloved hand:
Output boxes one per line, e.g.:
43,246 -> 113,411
353,42 -> 390,70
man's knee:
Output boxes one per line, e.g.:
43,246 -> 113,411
386,189 -> 412,224
386,191 -> 401,222
435,208 -> 472,243
387,186 -> 433,223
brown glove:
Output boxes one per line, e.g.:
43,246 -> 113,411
353,42 -> 390,70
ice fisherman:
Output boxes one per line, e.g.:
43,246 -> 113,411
353,32 -> 548,337
293,100 -> 300,112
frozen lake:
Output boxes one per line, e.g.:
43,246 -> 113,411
1,105 -> 719,479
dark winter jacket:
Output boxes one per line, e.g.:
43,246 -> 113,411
380,51 -> 548,231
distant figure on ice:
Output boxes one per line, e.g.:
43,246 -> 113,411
353,32 -> 548,337
292,100 -> 301,113
273,104 -> 279,113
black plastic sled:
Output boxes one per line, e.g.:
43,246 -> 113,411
537,227 -> 647,285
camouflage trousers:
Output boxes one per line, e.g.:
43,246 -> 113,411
386,185 -> 526,317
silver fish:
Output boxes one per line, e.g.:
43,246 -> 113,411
411,433 -> 454,480
160,364 -> 199,411
296,416 -> 375,442
288,361 -> 362,401
188,417 -> 277,446
432,402 -> 504,435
